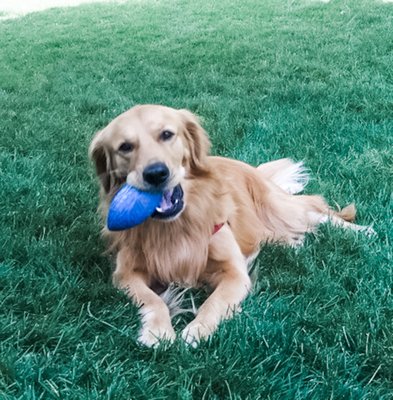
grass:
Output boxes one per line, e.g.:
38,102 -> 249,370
0,0 -> 392,398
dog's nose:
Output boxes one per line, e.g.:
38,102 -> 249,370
143,162 -> 170,186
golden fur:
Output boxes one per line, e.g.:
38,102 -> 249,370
89,104 -> 371,347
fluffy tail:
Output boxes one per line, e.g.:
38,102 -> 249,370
257,159 -> 375,239
257,158 -> 309,194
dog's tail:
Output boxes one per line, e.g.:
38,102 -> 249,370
257,159 -> 375,238
257,158 -> 309,194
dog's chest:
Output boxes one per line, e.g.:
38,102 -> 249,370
140,225 -> 211,286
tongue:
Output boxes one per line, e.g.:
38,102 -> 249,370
158,189 -> 174,212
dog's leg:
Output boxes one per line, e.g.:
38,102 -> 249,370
309,204 -> 376,237
113,248 -> 176,347
181,225 -> 251,347
258,160 -> 375,236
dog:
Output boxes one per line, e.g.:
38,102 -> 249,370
89,104 -> 373,347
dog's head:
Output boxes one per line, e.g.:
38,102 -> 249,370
89,105 -> 210,220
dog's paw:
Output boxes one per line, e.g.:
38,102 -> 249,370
138,324 -> 176,348
340,221 -> 377,238
358,224 -> 377,237
181,321 -> 213,348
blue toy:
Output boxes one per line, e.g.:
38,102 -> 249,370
107,184 -> 162,231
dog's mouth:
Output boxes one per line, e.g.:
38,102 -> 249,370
152,184 -> 184,220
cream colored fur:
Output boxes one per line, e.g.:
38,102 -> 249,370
89,105 -> 373,347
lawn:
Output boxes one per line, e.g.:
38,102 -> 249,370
0,0 -> 392,398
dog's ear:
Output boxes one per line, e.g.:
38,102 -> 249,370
178,109 -> 211,175
89,129 -> 113,193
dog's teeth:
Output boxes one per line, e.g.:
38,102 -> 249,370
156,207 -> 163,213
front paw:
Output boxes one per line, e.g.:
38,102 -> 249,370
181,321 -> 214,348
138,324 -> 176,348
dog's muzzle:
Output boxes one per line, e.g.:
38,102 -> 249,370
152,184 -> 184,220
143,162 -> 170,187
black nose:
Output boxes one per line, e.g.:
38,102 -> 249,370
143,162 -> 170,186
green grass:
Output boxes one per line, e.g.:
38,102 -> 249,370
1,0 -> 392,398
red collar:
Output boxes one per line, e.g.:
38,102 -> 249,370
212,222 -> 225,235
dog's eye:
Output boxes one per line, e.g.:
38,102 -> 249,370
160,130 -> 175,141
118,142 -> 134,153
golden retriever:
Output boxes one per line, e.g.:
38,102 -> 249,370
89,104 -> 373,347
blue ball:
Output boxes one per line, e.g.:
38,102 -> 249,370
107,184 -> 162,231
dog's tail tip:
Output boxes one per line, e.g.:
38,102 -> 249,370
337,203 -> 356,222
